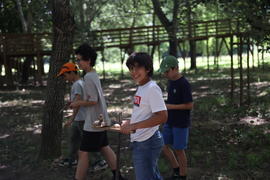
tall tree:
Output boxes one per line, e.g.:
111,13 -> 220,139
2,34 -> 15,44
15,0 -> 33,83
151,0 -> 180,56
15,0 -> 28,32
186,0 -> 197,69
39,0 -> 74,159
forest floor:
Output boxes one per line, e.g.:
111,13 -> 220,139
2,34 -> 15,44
1,66 -> 270,180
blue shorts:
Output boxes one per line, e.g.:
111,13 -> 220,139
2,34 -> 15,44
162,124 -> 189,150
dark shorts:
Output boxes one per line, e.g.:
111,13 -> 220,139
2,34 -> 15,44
80,130 -> 109,152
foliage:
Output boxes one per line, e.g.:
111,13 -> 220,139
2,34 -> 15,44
0,0 -> 21,32
0,0 -> 51,33
217,0 -> 270,50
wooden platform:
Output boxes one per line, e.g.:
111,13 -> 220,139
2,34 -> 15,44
0,18 -> 248,86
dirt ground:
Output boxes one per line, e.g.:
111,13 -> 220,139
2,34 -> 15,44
1,69 -> 270,180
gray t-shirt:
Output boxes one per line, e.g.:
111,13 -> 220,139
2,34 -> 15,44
83,71 -> 111,132
71,79 -> 86,121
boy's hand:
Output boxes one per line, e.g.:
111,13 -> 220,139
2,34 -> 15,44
120,120 -> 136,134
70,101 -> 80,108
64,119 -> 73,127
166,104 -> 171,109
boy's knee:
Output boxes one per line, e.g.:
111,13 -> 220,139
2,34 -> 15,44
78,151 -> 88,157
162,144 -> 170,151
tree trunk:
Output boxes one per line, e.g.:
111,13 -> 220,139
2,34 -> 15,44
39,0 -> 74,160
151,0 -> 179,57
189,40 -> 197,69
15,0 -> 28,32
15,0 -> 35,83
168,33 -> 178,57
186,0 -> 196,70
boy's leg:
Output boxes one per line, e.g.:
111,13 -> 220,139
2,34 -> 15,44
162,145 -> 179,168
175,149 -> 187,176
69,121 -> 84,163
100,145 -> 126,180
100,145 -> 117,170
172,127 -> 189,177
132,131 -> 163,180
162,124 -> 179,168
75,151 -> 89,180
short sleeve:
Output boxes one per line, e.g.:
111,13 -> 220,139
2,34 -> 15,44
148,85 -> 167,113
73,82 -> 83,96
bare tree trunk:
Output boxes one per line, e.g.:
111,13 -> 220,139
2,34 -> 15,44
39,0 -> 74,159
189,40 -> 197,69
151,0 -> 179,57
186,0 -> 196,70
15,0 -> 35,83
78,0 -> 85,29
15,0 -> 28,32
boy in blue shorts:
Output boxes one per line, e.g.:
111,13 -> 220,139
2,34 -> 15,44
158,55 -> 193,180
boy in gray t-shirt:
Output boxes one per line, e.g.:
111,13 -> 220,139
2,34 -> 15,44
71,44 -> 126,180
58,62 -> 107,171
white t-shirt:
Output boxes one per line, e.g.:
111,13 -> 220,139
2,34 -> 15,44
130,80 -> 167,142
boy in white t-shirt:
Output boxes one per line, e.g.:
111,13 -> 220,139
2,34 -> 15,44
120,52 -> 168,180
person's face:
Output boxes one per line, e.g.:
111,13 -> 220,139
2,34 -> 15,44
128,63 -> 150,85
63,72 -> 73,82
163,67 -> 177,80
76,54 -> 89,71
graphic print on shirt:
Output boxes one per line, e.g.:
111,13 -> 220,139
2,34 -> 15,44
134,95 -> 141,107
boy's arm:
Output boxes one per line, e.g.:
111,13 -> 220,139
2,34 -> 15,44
166,102 -> 193,110
65,94 -> 82,127
120,110 -> 167,134
71,94 -> 81,119
71,77 -> 98,108
70,99 -> 97,108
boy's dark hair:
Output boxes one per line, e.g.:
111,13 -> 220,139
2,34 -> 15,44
126,52 -> 153,77
66,71 -> 78,75
75,43 -> 97,66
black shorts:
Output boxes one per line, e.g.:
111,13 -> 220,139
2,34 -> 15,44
80,130 -> 109,152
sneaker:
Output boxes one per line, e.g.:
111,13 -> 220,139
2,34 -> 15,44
69,159 -> 78,167
92,160 -> 108,172
170,173 -> 180,180
112,175 -> 127,180
59,158 -> 77,167
170,174 -> 187,180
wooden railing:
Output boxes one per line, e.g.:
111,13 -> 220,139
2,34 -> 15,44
84,19 -> 246,49
0,19 -> 247,57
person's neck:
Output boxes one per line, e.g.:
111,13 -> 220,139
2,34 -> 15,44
171,73 -> 182,81
138,77 -> 151,86
71,75 -> 80,83
85,66 -> 94,73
